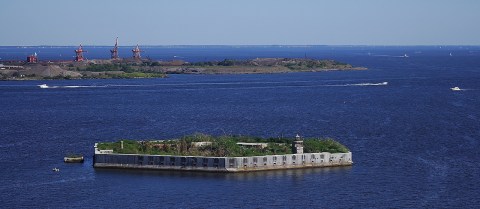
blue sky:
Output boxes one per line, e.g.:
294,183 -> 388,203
1,0 -> 479,45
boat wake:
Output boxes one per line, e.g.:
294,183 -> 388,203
38,84 -> 107,89
451,88 -> 474,91
345,82 -> 388,86
372,54 -> 409,58
325,82 -> 388,87
37,81 -> 389,90
450,87 -> 477,91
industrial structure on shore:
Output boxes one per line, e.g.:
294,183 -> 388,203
25,37 -> 143,62
73,38 -> 143,62
74,44 -> 86,62
132,44 -> 142,59
26,52 -> 38,63
110,37 -> 119,60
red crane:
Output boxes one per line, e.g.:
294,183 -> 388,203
110,37 -> 119,59
132,44 -> 142,59
75,44 -> 87,62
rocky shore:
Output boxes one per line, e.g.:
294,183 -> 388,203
0,58 -> 366,80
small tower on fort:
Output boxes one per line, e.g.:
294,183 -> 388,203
292,134 -> 304,154
110,37 -> 119,59
74,44 -> 86,62
26,52 -> 38,63
132,44 -> 141,59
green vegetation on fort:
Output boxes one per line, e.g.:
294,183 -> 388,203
303,139 -> 349,153
96,133 -> 350,157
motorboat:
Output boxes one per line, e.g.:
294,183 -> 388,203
52,168 -> 60,172
451,87 -> 461,91
38,84 -> 49,89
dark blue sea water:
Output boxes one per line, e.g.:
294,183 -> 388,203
1,46 -> 480,208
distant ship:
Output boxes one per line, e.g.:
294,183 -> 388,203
451,87 -> 461,91
404,54 -> 409,58
38,84 -> 49,88
449,52 -> 453,57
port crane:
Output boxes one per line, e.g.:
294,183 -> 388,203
110,37 -> 119,59
74,44 -> 87,61
132,44 -> 142,59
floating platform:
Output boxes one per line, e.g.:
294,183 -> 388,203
64,156 -> 84,163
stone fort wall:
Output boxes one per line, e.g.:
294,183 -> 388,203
94,151 -> 352,172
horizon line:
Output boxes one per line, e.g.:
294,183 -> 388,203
1,44 -> 480,47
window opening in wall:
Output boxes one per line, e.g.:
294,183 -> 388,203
203,158 -> 208,167
193,158 -> 197,166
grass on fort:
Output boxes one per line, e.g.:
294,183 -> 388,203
97,133 -> 350,157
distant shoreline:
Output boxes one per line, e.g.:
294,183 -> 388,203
0,58 -> 366,81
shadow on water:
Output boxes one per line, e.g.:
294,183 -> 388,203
94,166 -> 352,180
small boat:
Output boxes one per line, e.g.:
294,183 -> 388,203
449,52 -> 453,57
64,155 -> 84,163
451,87 -> 461,91
38,84 -> 49,88
52,168 -> 60,172
404,54 -> 409,58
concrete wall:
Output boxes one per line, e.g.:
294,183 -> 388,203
94,152 -> 352,172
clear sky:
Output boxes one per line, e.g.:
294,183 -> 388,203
1,0 -> 479,45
